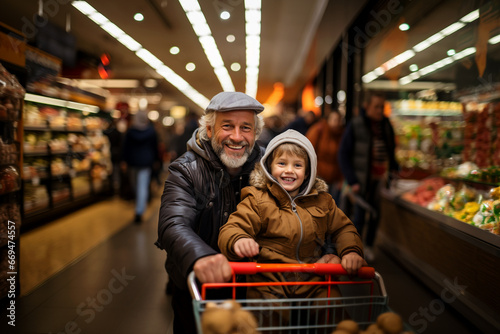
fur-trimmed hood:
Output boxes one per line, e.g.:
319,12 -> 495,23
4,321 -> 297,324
250,129 -> 328,196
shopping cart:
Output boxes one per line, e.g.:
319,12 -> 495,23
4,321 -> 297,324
188,262 -> 402,334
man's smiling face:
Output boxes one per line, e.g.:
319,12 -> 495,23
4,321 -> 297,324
207,110 -> 256,169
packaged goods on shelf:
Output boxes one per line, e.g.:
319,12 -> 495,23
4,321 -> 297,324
0,63 -> 25,122
0,140 -> 18,165
0,166 -> 20,195
72,176 -> 91,198
23,183 -> 49,212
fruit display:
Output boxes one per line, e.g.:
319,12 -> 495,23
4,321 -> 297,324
391,99 -> 464,172
400,177 -> 445,207
462,101 -> 500,167
402,178 -> 500,235
441,162 -> 500,184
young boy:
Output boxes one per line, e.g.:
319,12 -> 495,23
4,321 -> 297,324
218,129 -> 365,302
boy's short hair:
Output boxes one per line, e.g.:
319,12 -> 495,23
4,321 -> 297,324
267,142 -> 310,176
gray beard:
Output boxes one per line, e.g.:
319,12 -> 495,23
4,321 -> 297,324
211,137 -> 253,169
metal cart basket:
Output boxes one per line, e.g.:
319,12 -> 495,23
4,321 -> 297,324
188,262 -> 402,334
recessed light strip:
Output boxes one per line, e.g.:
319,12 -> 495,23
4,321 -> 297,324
362,9 -> 480,84
399,47 -> 476,85
245,0 -> 262,98
179,0 -> 235,92
72,1 -> 210,109
25,93 -> 100,113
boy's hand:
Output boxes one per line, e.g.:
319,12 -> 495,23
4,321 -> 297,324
341,252 -> 368,276
234,238 -> 260,258
316,254 -> 341,264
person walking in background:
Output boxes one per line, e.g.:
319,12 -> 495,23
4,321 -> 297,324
155,92 -> 265,334
338,91 -> 399,262
257,114 -> 284,147
284,109 -> 317,135
306,110 -> 344,203
122,109 -> 159,224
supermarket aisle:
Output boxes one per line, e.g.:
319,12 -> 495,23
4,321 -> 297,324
0,188 -> 174,334
1,190 -> 480,333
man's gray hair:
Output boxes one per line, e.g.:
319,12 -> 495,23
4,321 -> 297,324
198,110 -> 264,141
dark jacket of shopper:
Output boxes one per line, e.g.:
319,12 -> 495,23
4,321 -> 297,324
155,129 -> 264,289
338,109 -> 398,196
122,122 -> 159,168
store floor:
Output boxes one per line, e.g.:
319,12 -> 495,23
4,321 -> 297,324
1,188 -> 481,334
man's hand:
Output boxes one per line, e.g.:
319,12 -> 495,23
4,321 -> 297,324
193,254 -> 232,283
234,238 -> 260,258
341,252 -> 368,276
316,254 -> 341,264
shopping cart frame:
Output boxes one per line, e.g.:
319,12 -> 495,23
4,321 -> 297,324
188,262 -> 390,333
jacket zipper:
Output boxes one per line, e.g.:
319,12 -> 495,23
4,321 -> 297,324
291,201 -> 304,263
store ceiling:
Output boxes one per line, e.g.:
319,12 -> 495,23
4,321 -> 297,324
1,0 -> 368,114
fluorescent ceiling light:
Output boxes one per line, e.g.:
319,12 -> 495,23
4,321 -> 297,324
244,0 -> 262,98
186,11 -> 206,26
178,0 -> 201,12
460,9 -> 479,22
89,12 -> 108,25
364,8 -> 480,83
399,47 -> 476,85
441,22 -> 465,36
246,22 -> 261,35
489,34 -> 500,44
136,49 -> 164,69
180,0 -> 235,92
118,35 -> 142,51
72,1 -> 96,15
246,9 -> 261,22
101,22 -> 125,38
72,1 -> 211,110
192,23 -> 211,36
245,0 -> 262,9
75,79 -> 140,88
25,93 -> 99,113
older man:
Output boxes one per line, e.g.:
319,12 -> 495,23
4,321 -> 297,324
156,92 -> 265,333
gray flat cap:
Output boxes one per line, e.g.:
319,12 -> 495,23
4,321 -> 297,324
205,92 -> 264,114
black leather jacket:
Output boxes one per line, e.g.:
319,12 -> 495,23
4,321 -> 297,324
155,130 -> 264,289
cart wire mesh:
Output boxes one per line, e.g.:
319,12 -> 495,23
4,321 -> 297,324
189,263 -> 392,334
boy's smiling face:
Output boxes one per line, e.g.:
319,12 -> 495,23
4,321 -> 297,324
270,152 -> 306,198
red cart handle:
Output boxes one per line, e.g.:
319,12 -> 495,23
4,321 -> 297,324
229,262 -> 375,279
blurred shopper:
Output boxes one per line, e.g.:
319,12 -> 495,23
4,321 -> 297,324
338,91 -> 398,262
257,114 -> 283,147
172,111 -> 199,159
122,109 -> 159,224
284,109 -> 317,135
155,92 -> 265,334
103,116 -> 123,195
306,110 -> 344,203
